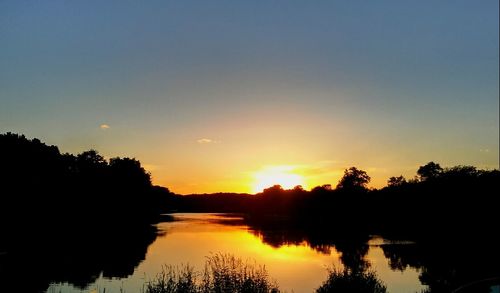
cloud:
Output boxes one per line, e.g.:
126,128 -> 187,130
142,164 -> 159,171
197,138 -> 219,144
479,149 -> 490,153
100,124 -> 110,130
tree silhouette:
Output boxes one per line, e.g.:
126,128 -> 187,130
387,175 -> 406,187
293,185 -> 305,192
336,167 -> 371,191
442,165 -> 478,179
417,162 -> 443,181
77,150 -> 107,170
109,157 -> 152,189
311,184 -> 332,193
262,184 -> 284,194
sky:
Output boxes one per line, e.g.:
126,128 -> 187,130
1,1 -> 498,194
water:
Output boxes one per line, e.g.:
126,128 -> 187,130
45,213 -> 426,293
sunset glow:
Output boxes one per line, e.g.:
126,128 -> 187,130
1,2 -> 498,293
252,166 -> 305,193
1,1 -> 497,194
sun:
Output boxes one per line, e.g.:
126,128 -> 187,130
252,165 -> 305,193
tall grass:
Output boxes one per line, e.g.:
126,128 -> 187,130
144,253 -> 280,293
145,265 -> 198,293
145,254 -> 390,293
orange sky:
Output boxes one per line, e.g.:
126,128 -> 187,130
2,1 -> 498,194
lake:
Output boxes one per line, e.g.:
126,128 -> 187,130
46,213 -> 426,293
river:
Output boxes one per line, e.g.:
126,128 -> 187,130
45,213 -> 426,292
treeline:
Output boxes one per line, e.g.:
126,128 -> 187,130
172,163 -> 499,238
0,132 -> 173,228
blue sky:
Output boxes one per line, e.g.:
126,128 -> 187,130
1,1 -> 498,193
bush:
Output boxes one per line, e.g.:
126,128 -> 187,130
316,267 -> 387,293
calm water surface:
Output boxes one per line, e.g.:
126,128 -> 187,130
47,213 -> 426,293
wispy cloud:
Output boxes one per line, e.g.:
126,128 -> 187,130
142,164 -> 159,171
100,124 -> 110,130
197,138 -> 219,144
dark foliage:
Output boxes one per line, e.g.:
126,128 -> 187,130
336,167 -> 371,192
316,267 -> 387,293
0,132 -> 174,292
0,132 -> 175,227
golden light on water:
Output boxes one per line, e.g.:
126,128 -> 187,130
252,165 -> 305,193
132,214 -> 424,293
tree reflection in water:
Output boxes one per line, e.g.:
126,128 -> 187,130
0,223 -> 162,293
239,215 -> 500,293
